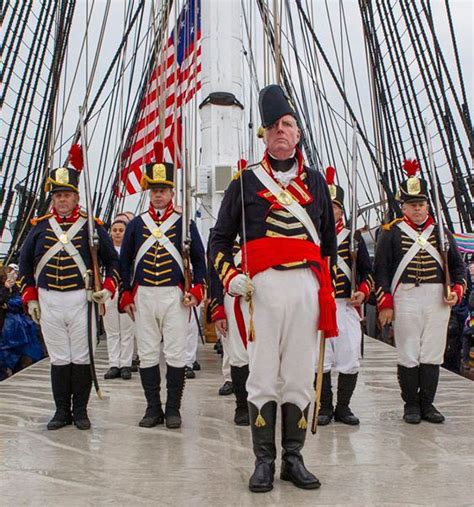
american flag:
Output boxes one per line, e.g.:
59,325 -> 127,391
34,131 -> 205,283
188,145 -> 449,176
119,0 -> 201,195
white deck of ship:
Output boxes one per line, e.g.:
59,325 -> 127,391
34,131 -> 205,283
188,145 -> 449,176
1,337 -> 473,506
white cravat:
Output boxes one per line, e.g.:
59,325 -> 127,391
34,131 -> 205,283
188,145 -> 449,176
271,162 -> 298,187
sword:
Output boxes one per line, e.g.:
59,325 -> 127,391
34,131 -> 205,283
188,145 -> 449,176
79,106 -> 103,399
311,331 -> 325,435
193,306 -> 205,345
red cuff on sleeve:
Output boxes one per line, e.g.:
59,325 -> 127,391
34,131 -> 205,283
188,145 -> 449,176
119,290 -> 134,312
357,281 -> 371,300
102,277 -> 116,297
211,304 -> 226,322
188,283 -> 204,305
451,283 -> 464,303
377,292 -> 394,311
22,286 -> 38,305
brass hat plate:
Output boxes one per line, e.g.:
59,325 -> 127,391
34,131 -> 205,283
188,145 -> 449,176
55,168 -> 69,185
407,176 -> 421,195
329,184 -> 337,200
153,163 -> 166,181
277,190 -> 293,206
152,228 -> 162,239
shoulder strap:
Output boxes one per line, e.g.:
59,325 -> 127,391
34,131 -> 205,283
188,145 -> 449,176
336,228 -> 352,282
391,222 -> 441,293
133,212 -> 183,280
254,164 -> 320,245
35,217 -> 88,281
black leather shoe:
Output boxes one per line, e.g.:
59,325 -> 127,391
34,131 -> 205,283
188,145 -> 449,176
334,405 -> 359,425
192,361 -> 201,371
403,404 -> 421,424
104,367 -> 121,379
139,407 -> 165,427
121,367 -> 132,380
74,413 -> 91,430
165,408 -> 182,429
234,405 -> 250,426
249,462 -> 275,493
218,381 -> 233,396
317,413 -> 332,426
280,456 -> 321,489
47,410 -> 72,430
185,366 -> 196,379
421,405 -> 445,424
131,358 -> 140,372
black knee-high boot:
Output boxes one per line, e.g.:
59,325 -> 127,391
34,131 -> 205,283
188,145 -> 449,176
165,365 -> 186,429
230,365 -> 249,426
419,364 -> 444,423
72,364 -> 92,430
334,373 -> 360,425
280,403 -> 321,489
47,364 -> 73,430
139,365 -> 164,427
248,401 -> 277,493
397,365 -> 421,424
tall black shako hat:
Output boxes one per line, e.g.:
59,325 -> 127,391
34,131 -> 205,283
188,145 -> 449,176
398,159 -> 429,203
45,144 -> 83,193
258,85 -> 297,137
325,166 -> 344,208
140,141 -> 175,190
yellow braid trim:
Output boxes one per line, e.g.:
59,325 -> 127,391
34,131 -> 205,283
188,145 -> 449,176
297,413 -> 308,430
255,412 -> 266,428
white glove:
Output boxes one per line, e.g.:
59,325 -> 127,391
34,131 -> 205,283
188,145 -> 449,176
27,300 -> 41,324
228,274 -> 255,298
91,289 -> 112,304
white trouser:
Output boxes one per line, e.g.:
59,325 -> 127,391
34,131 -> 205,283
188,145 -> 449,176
223,294 -> 249,367
221,349 -> 231,382
317,299 -> 361,374
38,288 -> 95,366
184,308 -> 199,367
103,295 -> 135,368
393,283 -> 450,367
135,285 -> 189,368
243,268 -> 320,410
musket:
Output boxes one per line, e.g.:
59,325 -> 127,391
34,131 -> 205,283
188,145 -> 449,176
424,119 -> 451,298
349,121 -> 359,297
182,147 -> 193,303
78,105 -> 103,399
349,122 -> 364,357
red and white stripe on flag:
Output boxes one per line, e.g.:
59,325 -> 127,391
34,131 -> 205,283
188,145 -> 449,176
119,0 -> 201,196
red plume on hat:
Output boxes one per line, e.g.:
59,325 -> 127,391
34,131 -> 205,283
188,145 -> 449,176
153,141 -> 164,163
69,144 -> 83,172
325,166 -> 336,185
237,159 -> 247,171
402,159 -> 420,177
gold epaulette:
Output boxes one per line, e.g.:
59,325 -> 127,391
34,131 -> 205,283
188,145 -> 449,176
232,162 -> 259,181
30,213 -> 53,226
79,210 -> 104,225
382,218 -> 403,231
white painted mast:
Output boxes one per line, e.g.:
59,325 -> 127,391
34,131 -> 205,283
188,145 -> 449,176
197,0 -> 244,244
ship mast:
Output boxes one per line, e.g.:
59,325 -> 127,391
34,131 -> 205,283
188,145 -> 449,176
198,0 -> 244,242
